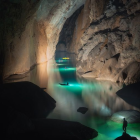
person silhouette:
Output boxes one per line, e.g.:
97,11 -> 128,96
123,118 -> 127,132
67,82 -> 69,85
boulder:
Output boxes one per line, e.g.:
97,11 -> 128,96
116,82 -> 140,109
77,107 -> 88,114
1,81 -> 56,119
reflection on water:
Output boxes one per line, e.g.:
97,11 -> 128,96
47,60 -> 140,119
47,52 -> 140,119
78,77 -> 140,116
4,62 -> 48,88
5,52 -> 140,140
5,52 -> 140,117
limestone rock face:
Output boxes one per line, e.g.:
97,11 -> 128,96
0,0 -> 86,78
1,0 -> 140,84
68,0 -> 109,54
66,0 -> 140,84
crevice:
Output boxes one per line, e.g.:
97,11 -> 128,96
111,53 -> 120,61
122,72 -> 127,80
127,33 -> 132,38
84,71 -> 92,74
94,27 -> 129,36
108,66 -> 112,73
89,37 -> 93,40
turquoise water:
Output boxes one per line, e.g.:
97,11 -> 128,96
46,52 -> 140,140
5,52 -> 140,140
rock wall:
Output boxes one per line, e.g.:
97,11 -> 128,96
64,0 -> 140,84
0,0 -> 86,79
1,0 -> 140,84
0,0 -> 41,79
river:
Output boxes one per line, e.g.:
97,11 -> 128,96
5,52 -> 140,140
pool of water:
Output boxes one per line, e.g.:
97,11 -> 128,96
5,52 -> 140,140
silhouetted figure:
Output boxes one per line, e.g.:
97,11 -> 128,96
123,118 -> 127,132
67,82 -> 69,85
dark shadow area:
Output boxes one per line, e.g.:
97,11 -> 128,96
111,53 -> 120,61
116,82 -> 140,109
1,81 -> 56,119
57,5 -> 84,52
77,107 -> 88,114
6,119 -> 98,140
0,81 -> 98,140
122,72 -> 127,81
115,132 -> 138,140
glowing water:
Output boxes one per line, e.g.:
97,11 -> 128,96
5,52 -> 140,140
47,52 -> 140,140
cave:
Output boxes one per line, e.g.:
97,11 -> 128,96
0,0 -> 140,140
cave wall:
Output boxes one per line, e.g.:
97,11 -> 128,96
0,0 -> 41,79
60,0 -> 140,84
1,0 -> 140,84
0,0 -> 86,79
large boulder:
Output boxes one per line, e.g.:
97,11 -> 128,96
116,82 -> 140,109
1,81 -> 56,119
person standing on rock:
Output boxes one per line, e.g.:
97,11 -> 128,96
123,118 -> 127,132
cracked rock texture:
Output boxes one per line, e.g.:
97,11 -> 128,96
60,0 -> 140,84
